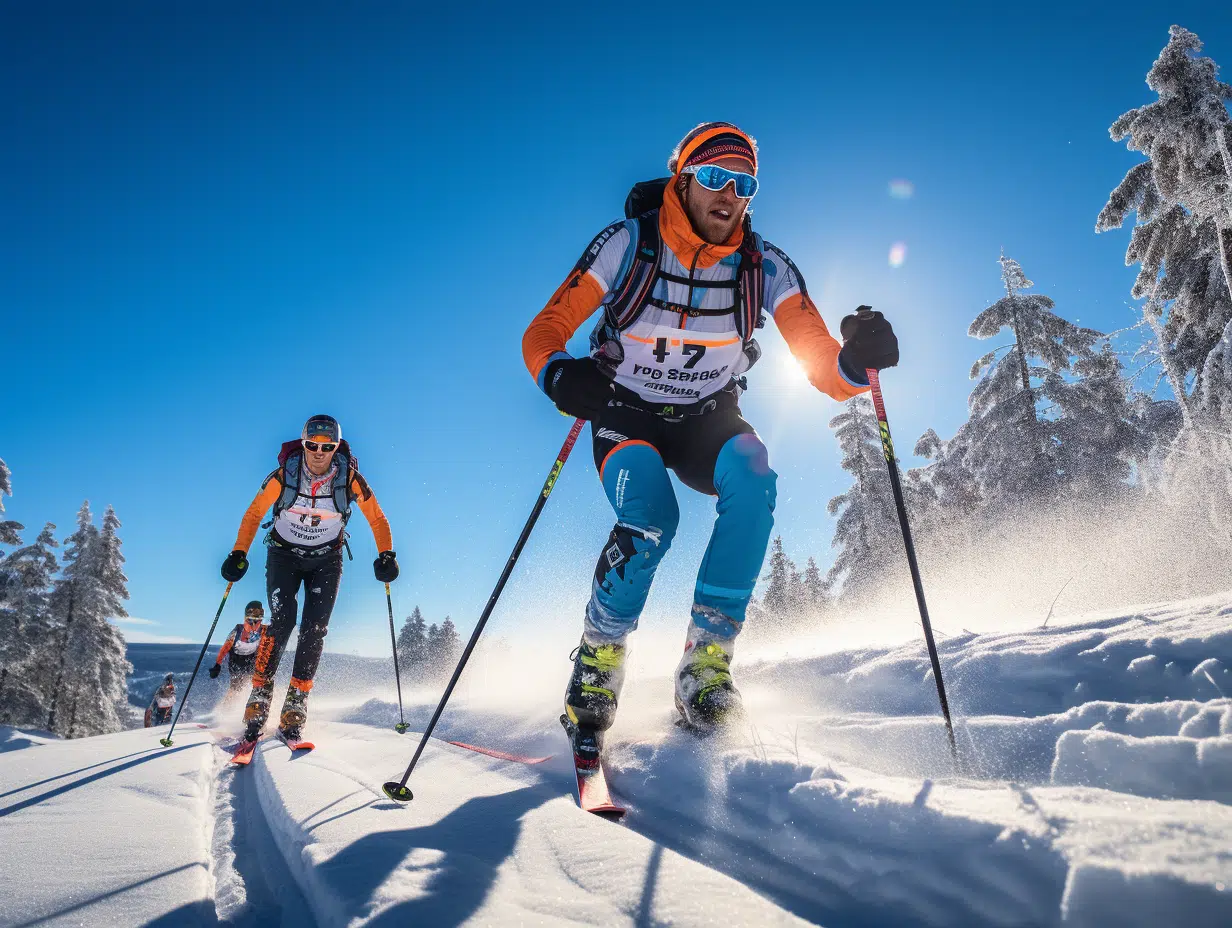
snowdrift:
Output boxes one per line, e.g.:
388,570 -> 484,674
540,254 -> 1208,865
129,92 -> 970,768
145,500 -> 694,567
2,593 -> 1231,926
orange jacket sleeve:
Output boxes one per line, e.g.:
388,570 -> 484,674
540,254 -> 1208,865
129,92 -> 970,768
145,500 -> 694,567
215,627 -> 236,665
232,475 -> 281,553
522,269 -> 607,388
773,293 -> 870,401
350,472 -> 393,553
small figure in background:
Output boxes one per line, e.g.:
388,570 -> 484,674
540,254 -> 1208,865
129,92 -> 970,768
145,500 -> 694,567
144,673 -> 176,727
209,601 -> 268,693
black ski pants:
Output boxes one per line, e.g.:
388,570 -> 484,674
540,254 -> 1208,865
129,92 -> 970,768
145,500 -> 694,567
254,546 -> 343,688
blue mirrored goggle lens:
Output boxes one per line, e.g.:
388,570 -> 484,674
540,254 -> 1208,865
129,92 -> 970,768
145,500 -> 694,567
692,165 -> 759,198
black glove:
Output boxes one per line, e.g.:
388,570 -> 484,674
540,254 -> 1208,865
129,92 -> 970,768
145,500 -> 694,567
839,306 -> 899,377
544,357 -> 613,421
208,664 -> 221,679
221,550 -> 249,582
374,550 -> 399,583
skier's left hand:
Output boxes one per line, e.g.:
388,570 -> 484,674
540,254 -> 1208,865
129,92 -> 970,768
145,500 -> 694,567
208,664 -> 221,679
374,550 -> 399,583
839,306 -> 899,376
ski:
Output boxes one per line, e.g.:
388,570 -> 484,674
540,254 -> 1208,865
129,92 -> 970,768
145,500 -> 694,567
447,740 -> 552,765
277,731 -> 314,753
228,738 -> 260,766
560,714 -> 626,819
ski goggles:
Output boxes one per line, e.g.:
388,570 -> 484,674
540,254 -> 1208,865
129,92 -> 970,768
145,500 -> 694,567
303,440 -> 338,453
681,164 -> 759,199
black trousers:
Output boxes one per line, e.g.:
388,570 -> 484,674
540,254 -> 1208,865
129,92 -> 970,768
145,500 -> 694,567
226,652 -> 257,690
591,390 -> 756,496
255,545 -> 343,686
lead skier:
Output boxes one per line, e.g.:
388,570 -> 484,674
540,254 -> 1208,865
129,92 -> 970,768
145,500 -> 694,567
522,122 -> 899,734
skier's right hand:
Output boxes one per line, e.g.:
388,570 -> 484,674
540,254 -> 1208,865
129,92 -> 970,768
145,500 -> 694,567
544,356 -> 614,421
208,664 -> 221,679
221,550 -> 249,582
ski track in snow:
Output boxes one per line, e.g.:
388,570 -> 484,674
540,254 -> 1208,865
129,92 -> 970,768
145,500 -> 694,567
3,592 -> 1232,926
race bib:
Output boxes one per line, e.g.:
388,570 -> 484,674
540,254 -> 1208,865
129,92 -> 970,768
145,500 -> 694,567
614,322 -> 745,404
272,501 -> 343,547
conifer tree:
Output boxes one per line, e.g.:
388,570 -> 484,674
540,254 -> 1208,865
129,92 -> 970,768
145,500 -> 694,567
761,536 -> 795,620
437,617 -> 460,672
397,606 -> 428,671
0,524 -> 59,728
1044,344 -> 1142,496
1097,25 -> 1232,424
47,503 -> 132,737
425,623 -> 442,680
825,395 -> 899,595
802,557 -> 825,607
0,458 -> 21,549
963,254 -> 1100,507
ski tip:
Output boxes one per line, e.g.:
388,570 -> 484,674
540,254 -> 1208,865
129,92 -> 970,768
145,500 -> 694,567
394,723 -> 410,734
382,781 -> 413,803
589,805 -> 628,820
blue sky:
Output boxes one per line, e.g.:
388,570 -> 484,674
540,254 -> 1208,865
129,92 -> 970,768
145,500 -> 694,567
3,3 -> 1229,653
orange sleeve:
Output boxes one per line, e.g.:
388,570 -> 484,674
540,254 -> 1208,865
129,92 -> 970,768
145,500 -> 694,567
351,473 -> 393,553
215,628 -> 236,665
773,293 -> 870,401
522,269 -> 607,385
232,476 -> 282,553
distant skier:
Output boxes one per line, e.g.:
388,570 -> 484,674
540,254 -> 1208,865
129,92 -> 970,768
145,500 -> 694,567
220,414 -> 398,749
144,674 -> 176,727
523,122 -> 899,735
208,600 -> 268,693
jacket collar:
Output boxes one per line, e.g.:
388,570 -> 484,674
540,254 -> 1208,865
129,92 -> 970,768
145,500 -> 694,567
658,178 -> 744,270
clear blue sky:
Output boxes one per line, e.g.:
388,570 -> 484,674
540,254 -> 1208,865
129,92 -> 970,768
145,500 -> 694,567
4,3 -> 1228,653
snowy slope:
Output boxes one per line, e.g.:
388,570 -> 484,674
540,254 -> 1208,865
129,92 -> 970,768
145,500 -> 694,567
2,593 -> 1231,926
0,724 -> 217,926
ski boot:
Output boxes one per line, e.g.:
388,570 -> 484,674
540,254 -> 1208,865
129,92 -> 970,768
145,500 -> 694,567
276,678 -> 312,743
563,635 -> 628,737
241,677 -> 275,742
674,622 -> 744,732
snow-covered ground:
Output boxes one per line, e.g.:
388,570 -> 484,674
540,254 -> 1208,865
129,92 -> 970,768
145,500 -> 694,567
2,593 -> 1231,926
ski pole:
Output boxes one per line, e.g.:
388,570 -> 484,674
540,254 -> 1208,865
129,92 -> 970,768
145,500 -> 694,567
866,363 -> 959,768
383,417 -> 586,802
385,583 -> 410,734
159,582 -> 233,747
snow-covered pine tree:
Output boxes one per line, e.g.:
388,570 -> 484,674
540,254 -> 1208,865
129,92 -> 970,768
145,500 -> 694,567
1044,344 -> 1143,497
802,557 -> 825,607
0,457 -> 21,548
1097,26 -> 1232,424
911,427 -> 981,522
437,617 -> 460,672
424,623 -> 442,680
46,503 -> 97,735
397,606 -> 428,672
47,503 -> 132,737
0,523 -> 60,728
760,536 -> 795,622
825,395 -> 899,596
963,254 -> 1101,508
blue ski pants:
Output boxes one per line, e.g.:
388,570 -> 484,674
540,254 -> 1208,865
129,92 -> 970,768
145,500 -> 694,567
585,395 -> 777,642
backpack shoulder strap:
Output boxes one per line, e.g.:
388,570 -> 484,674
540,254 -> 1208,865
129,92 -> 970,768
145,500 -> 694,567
735,222 -> 766,342
331,450 -> 355,521
275,452 -> 300,518
604,211 -> 662,330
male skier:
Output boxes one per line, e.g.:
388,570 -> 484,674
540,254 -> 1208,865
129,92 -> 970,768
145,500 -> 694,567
221,414 -> 399,747
522,122 -> 898,734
